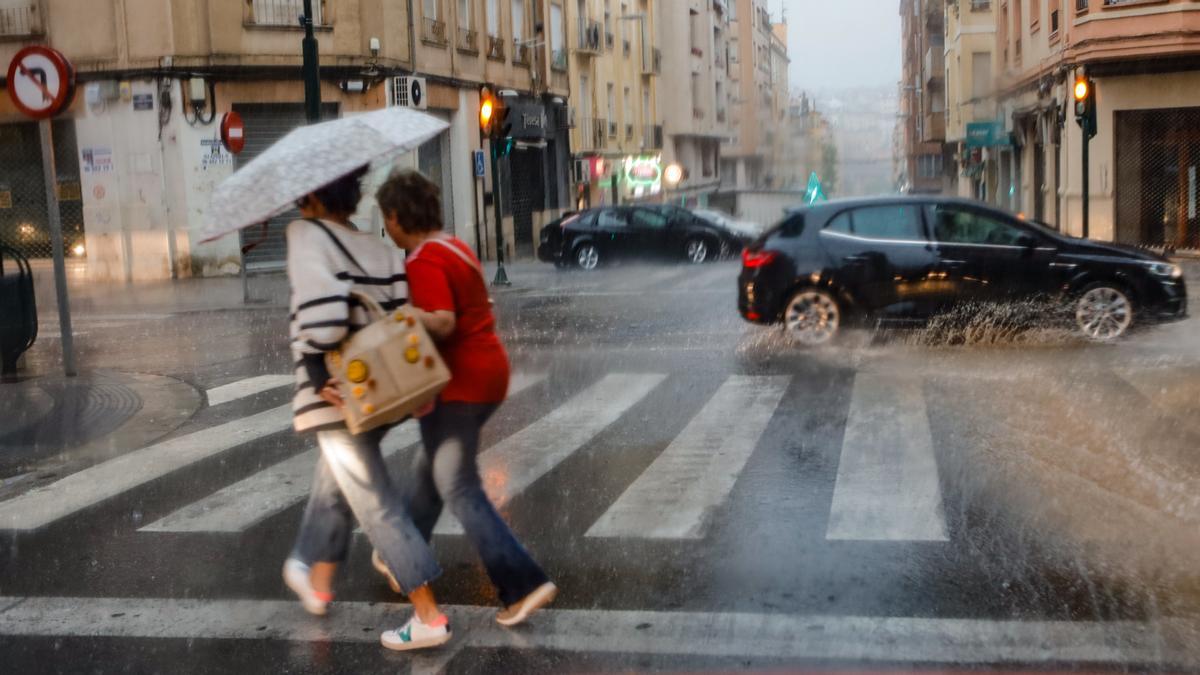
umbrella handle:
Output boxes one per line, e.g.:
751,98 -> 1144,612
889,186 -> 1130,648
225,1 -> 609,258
240,221 -> 270,256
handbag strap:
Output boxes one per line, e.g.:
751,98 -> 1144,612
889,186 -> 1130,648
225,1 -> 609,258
411,236 -> 490,289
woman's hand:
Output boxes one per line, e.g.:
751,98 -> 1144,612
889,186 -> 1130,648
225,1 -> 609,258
319,379 -> 345,409
418,309 -> 457,340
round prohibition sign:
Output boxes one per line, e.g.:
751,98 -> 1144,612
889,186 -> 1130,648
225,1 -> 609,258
7,45 -> 76,119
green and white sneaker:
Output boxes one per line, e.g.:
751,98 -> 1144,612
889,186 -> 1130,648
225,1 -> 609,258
380,614 -> 452,651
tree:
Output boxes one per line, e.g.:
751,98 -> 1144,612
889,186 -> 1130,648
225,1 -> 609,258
821,142 -> 839,198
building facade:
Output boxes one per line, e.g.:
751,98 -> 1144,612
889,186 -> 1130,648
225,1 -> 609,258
565,0 -> 662,209
899,0 -> 951,194
0,0 -> 572,281
944,0 -> 997,202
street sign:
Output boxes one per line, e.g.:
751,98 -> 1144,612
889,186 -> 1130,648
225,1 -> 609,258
220,112 -> 246,154
6,46 -> 76,119
473,149 -> 486,177
965,121 -> 1010,148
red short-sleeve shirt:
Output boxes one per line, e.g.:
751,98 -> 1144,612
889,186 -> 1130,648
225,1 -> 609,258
405,237 -> 510,404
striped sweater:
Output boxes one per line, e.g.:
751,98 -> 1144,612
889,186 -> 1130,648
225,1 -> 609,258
286,218 -> 408,432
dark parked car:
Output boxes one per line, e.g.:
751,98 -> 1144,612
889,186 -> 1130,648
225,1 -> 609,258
539,205 -> 746,270
738,197 -> 1187,345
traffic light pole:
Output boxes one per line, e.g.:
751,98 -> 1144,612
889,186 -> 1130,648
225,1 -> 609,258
301,0 -> 321,124
1081,119 -> 1090,239
490,141 -> 511,286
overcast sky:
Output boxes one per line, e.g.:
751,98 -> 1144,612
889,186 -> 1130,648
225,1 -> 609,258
770,0 -> 901,91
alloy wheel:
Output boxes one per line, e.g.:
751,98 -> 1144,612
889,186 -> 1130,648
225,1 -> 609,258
686,239 -> 709,264
1075,286 -> 1133,341
576,244 -> 600,270
784,290 -> 841,346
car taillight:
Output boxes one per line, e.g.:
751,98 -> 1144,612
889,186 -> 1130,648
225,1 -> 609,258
742,248 -> 777,269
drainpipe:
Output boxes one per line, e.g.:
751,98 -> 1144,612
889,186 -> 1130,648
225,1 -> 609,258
406,0 -> 417,72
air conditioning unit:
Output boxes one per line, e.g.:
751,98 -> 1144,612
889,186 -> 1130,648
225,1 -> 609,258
572,159 -> 590,185
391,76 -> 428,110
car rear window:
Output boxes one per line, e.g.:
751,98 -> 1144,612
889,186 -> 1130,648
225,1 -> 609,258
776,213 -> 806,238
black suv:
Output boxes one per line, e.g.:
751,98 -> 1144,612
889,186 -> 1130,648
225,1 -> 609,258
538,205 -> 747,270
738,197 -> 1187,344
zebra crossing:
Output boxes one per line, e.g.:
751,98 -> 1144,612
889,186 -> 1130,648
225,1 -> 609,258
0,367 -> 952,544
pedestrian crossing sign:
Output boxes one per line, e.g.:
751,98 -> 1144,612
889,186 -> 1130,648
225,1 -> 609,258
805,172 -> 827,204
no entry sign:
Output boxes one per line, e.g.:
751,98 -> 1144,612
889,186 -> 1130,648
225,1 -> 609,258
6,45 -> 76,119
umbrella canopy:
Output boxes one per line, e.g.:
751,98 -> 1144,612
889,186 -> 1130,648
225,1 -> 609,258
199,107 -> 450,242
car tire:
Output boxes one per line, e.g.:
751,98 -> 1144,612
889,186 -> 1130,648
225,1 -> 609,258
685,237 -> 711,264
575,243 -> 601,271
1073,281 -> 1134,341
782,288 -> 842,347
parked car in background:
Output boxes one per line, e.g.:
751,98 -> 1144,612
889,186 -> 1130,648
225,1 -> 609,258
538,205 -> 746,270
738,196 -> 1187,345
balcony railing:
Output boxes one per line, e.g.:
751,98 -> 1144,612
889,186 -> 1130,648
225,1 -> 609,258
582,118 -> 607,150
577,19 -> 602,53
608,120 -> 618,137
458,28 -> 479,53
0,2 -> 42,36
642,124 -> 663,149
1076,0 -> 1089,13
551,48 -> 568,71
625,123 -> 634,139
969,0 -> 990,10
487,35 -> 506,60
513,40 -> 531,66
642,48 -> 662,75
424,17 -> 449,46
249,0 -> 323,27
693,107 -> 705,120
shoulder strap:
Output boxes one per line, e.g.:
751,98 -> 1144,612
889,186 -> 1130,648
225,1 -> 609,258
305,218 -> 367,276
410,237 -> 492,300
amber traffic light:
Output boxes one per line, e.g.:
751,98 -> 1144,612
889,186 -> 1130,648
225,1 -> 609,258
1073,76 -> 1097,140
480,86 -> 496,134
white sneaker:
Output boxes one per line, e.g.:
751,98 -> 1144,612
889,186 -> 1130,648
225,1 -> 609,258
380,614 -> 452,651
282,559 -> 332,616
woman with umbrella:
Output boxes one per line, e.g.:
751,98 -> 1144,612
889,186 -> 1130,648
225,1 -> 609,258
203,109 -> 457,651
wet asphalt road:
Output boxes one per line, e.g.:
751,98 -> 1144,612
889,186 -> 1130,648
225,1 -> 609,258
2,259 -> 1200,673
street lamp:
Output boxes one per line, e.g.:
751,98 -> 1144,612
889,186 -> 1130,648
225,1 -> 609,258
664,163 -> 684,187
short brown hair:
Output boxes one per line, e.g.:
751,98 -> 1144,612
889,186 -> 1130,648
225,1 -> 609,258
375,170 -> 443,234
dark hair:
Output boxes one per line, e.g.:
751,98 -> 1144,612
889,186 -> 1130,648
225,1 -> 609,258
299,165 -> 370,217
375,170 -> 444,234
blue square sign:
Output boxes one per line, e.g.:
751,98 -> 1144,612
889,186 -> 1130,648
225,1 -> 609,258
473,150 -> 486,178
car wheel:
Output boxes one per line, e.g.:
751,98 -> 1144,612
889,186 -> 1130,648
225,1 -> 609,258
783,289 -> 841,346
685,237 -> 710,264
1074,282 -> 1134,341
575,243 -> 601,271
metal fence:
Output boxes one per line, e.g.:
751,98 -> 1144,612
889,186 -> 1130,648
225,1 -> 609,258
1114,107 -> 1200,251
249,0 -> 318,26
0,122 -> 85,260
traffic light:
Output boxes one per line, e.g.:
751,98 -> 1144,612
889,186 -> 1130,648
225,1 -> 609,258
479,85 -> 513,142
1073,76 -> 1097,140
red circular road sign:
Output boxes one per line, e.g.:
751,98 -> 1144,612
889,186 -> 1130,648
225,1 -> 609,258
6,46 -> 75,119
220,112 -> 246,155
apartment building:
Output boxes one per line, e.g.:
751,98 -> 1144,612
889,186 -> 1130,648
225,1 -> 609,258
721,0 -> 771,190
944,0 -> 997,202
0,0 -> 571,281
763,21 -> 794,188
657,0 -> 731,205
898,0 -> 950,194
565,0 -> 661,208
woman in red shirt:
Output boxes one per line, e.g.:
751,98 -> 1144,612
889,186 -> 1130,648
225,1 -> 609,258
375,170 -> 557,627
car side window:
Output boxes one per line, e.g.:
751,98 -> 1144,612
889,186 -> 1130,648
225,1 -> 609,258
630,209 -> 668,229
825,212 -> 854,235
826,206 -> 924,241
931,208 -> 1028,246
597,210 -> 627,228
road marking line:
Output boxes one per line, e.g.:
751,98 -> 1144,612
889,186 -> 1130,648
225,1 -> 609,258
435,373 -> 666,535
586,375 -> 789,539
0,596 -> 1193,666
0,406 -> 294,531
826,372 -> 949,542
143,374 -> 546,534
206,375 -> 295,407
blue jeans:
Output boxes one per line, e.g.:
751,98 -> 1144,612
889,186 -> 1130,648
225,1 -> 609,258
406,402 -> 550,606
291,427 -> 442,594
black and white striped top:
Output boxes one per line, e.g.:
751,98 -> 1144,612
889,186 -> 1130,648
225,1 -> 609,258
286,218 -> 408,433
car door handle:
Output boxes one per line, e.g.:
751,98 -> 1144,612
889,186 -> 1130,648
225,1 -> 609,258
843,255 -> 869,263
941,259 -> 967,267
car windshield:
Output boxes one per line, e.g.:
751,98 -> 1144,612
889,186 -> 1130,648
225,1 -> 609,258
4,1 -> 1197,673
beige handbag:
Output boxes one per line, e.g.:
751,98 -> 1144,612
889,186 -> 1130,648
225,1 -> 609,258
326,291 -> 451,435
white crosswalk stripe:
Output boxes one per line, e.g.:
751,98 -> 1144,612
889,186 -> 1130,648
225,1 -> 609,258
143,373 -> 547,534
0,405 -> 294,531
205,375 -> 295,407
826,372 -> 949,542
434,373 -> 667,535
0,595 -> 1192,667
587,375 -> 790,539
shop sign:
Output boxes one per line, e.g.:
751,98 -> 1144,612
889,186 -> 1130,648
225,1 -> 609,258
622,155 -> 663,197
507,102 -> 548,141
132,94 -> 154,111
966,121 -> 1010,148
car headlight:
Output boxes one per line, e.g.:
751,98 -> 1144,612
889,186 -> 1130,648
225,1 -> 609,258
1145,262 -> 1183,279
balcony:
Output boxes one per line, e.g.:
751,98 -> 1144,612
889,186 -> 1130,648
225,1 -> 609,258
585,118 -> 608,150
716,109 -> 727,123
423,17 -> 449,46
1069,1 -> 1200,63
457,28 -> 479,54
642,124 -> 664,149
625,123 -> 634,140
0,1 -> 42,36
486,35 -> 506,61
693,107 -> 705,120
924,47 -> 944,86
642,48 -> 662,76
551,48 -> 568,72
577,19 -> 602,54
922,113 -> 946,142
608,120 -> 618,137
513,40 -> 531,66
969,0 -> 990,10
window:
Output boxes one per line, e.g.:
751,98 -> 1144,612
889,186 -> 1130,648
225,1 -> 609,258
971,52 -> 992,99
607,83 -> 615,123
918,154 -> 943,178
550,3 -> 566,68
826,206 -> 925,241
512,0 -> 526,41
623,86 -> 632,126
631,209 -> 668,229
930,208 -> 1030,246
1030,0 -> 1040,30
252,0 -> 321,26
487,0 -> 499,36
1049,0 -> 1061,35
597,209 -> 627,228
459,0 -> 472,28
425,0 -> 440,20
